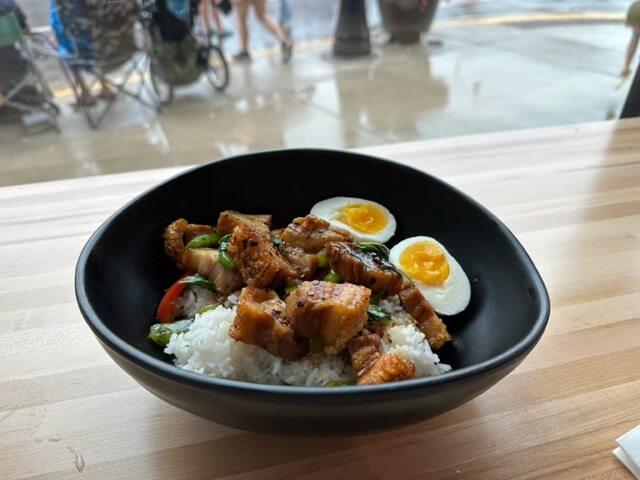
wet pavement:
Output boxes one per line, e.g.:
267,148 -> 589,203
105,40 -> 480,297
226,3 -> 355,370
0,0 -> 634,186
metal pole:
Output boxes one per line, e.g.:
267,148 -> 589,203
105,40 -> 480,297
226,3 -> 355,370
333,0 -> 371,58
621,64 -> 640,118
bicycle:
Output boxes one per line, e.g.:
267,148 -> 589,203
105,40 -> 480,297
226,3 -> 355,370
141,0 -> 229,106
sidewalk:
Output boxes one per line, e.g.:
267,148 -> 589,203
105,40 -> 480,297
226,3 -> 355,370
0,0 -> 633,186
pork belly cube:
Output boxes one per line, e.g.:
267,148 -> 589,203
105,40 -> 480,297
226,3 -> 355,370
357,354 -> 415,385
281,215 -> 351,253
279,244 -> 319,280
348,331 -> 415,385
398,280 -> 451,350
229,287 -> 309,361
285,280 -> 370,355
216,210 -> 272,236
348,330 -> 383,374
326,241 -> 404,295
163,218 -> 215,267
181,248 -> 243,294
228,224 -> 297,288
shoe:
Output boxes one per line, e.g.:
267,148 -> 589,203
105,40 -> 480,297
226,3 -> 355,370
281,40 -> 292,64
283,24 -> 292,40
233,50 -> 251,62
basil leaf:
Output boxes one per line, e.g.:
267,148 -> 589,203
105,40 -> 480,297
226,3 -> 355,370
358,242 -> 390,259
367,304 -> 390,323
370,292 -> 385,305
179,273 -> 215,291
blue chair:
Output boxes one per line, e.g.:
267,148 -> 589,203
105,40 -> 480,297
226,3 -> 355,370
47,0 -> 159,129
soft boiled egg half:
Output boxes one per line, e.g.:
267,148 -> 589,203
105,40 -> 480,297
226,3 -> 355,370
310,197 -> 396,243
390,236 -> 471,316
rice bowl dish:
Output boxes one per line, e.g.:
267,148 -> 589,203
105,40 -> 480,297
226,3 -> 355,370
164,296 -> 451,387
75,148 -> 550,434
149,199 -> 470,387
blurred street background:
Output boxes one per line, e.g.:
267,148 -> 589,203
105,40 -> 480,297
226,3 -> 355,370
0,0 -> 634,186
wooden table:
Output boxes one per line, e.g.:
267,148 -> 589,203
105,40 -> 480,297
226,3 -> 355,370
2,119 -> 640,479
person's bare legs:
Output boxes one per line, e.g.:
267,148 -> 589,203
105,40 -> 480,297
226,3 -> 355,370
252,0 -> 292,62
234,0 -> 251,58
251,0 -> 286,42
199,0 -> 213,35
212,5 -> 224,34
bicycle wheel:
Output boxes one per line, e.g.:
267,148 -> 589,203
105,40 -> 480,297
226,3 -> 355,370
150,58 -> 174,105
205,45 -> 229,91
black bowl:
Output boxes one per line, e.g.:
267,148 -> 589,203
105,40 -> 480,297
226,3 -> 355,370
75,149 -> 549,435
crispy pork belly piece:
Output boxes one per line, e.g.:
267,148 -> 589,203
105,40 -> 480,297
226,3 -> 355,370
279,244 -> 319,280
228,224 -> 297,288
216,211 -> 272,236
181,248 -> 243,294
348,331 -> 415,385
163,218 -> 215,267
285,280 -> 370,355
163,219 -> 243,294
348,330 -> 382,373
326,242 -> 404,295
398,280 -> 451,350
358,354 -> 416,385
280,215 -> 351,253
230,287 -> 309,361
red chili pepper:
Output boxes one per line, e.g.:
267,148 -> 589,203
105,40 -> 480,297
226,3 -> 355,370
156,275 -> 189,323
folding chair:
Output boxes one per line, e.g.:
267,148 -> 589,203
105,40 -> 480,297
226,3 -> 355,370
0,12 -> 59,129
50,0 -> 159,129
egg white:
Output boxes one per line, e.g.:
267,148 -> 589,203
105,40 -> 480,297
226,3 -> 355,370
310,197 -> 397,243
390,236 -> 471,316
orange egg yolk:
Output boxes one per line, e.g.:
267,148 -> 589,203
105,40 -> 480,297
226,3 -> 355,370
338,203 -> 388,234
399,241 -> 450,286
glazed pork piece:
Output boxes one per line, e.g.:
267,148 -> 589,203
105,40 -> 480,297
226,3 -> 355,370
348,330 -> 382,374
280,215 -> 351,253
163,219 -> 243,294
398,280 -> 452,350
230,287 -> 309,361
348,331 -> 415,385
163,218 -> 215,268
285,280 -> 370,355
228,224 -> 297,288
326,241 -> 404,295
181,248 -> 243,294
216,211 -> 272,236
279,244 -> 319,280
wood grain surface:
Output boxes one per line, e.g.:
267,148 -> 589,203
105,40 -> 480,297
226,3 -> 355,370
1,119 -> 640,479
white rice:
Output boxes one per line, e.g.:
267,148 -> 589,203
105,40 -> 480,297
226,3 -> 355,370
385,324 -> 452,376
166,296 -> 451,386
176,286 -> 219,317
